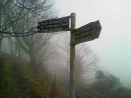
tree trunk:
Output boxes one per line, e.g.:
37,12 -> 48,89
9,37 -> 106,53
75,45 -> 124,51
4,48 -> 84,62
29,52 -> 36,67
0,36 -> 3,58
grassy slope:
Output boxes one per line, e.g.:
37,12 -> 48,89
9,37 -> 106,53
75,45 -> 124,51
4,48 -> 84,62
0,53 -> 109,98
0,58 -> 21,98
57,75 -> 109,98
0,53 -> 69,98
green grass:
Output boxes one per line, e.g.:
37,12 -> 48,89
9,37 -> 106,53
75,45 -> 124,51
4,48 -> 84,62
0,53 -> 111,98
0,53 -> 69,98
0,55 -> 48,98
0,58 -> 22,98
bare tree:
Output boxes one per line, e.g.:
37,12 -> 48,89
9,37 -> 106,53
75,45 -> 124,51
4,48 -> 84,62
48,33 -> 99,85
75,44 -> 99,84
1,0 -> 58,67
12,0 -> 58,67
0,0 -> 28,56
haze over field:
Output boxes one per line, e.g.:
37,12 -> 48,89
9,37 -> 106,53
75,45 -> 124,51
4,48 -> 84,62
56,0 -> 131,88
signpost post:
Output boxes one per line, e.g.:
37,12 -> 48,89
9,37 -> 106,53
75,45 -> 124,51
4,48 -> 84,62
70,13 -> 76,98
37,13 -> 102,98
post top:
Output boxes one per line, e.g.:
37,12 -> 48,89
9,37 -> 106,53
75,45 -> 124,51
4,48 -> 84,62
71,13 -> 76,16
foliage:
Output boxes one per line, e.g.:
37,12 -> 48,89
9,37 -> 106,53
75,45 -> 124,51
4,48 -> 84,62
114,87 -> 131,98
91,70 -> 122,97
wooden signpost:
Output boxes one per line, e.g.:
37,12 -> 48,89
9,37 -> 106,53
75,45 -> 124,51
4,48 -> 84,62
37,13 -> 102,98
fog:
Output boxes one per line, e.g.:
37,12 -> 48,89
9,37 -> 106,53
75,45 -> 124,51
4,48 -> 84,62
1,0 -> 131,97
47,33 -> 99,86
55,0 -> 131,88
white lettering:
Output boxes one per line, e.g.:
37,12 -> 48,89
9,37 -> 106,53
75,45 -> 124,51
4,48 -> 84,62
49,20 -> 62,24
60,23 -> 68,26
45,24 -> 59,28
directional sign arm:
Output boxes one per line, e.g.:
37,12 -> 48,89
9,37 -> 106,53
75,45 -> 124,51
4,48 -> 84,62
74,20 -> 102,45
37,16 -> 72,33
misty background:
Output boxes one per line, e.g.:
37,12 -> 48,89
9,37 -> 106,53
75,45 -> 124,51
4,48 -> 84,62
0,0 -> 131,97
55,0 -> 131,88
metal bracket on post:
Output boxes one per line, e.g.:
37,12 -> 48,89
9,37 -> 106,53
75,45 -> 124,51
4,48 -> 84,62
70,13 -> 76,98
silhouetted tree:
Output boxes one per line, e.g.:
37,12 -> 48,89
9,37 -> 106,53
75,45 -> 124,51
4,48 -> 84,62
0,0 -> 29,56
112,87 -> 131,98
91,70 -> 122,97
1,0 -> 58,67
50,33 -> 99,85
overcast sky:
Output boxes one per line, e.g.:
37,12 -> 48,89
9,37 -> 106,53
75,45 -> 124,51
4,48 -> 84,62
55,0 -> 131,87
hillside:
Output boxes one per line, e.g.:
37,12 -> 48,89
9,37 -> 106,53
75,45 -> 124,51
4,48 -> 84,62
0,52 -> 109,98
57,75 -> 109,98
0,53 -> 69,98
